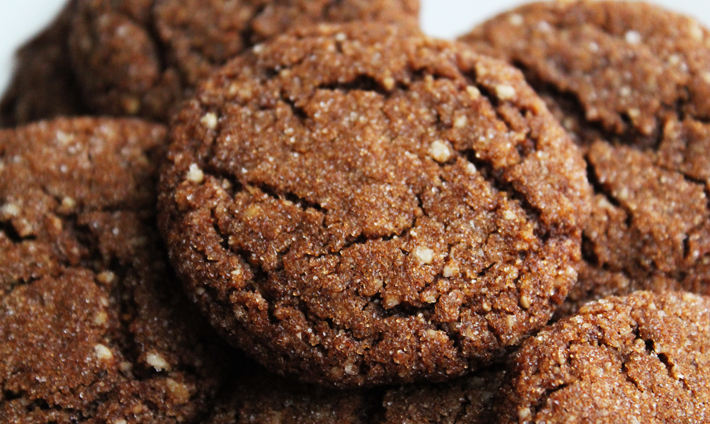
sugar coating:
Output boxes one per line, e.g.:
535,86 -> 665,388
497,291 -> 710,423
462,0 -> 710,316
0,118 -> 222,423
67,0 -> 421,121
159,23 -> 590,387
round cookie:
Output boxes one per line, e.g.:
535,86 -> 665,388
460,1 -> 710,315
208,358 -> 504,424
68,0 -> 421,121
497,291 -> 710,423
0,118 -> 223,423
159,23 -> 591,386
0,1 -> 86,127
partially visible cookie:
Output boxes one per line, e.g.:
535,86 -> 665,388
0,1 -> 86,127
0,118 -> 223,423
68,0 -> 421,121
207,360 -> 504,424
208,362 -> 378,424
461,1 -> 710,315
159,23 -> 591,386
497,291 -> 710,423
380,367 -> 504,424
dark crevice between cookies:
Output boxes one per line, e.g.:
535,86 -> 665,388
361,388 -> 389,423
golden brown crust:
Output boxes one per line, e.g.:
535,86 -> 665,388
460,1 -> 710,315
497,291 -> 710,423
68,0 -> 421,121
159,23 -> 591,387
0,118 -> 222,423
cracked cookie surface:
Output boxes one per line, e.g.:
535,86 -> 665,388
159,23 -> 591,387
0,118 -> 222,423
497,291 -> 710,423
68,0 -> 420,121
461,1 -> 710,315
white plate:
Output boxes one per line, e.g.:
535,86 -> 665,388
2,0 -> 710,99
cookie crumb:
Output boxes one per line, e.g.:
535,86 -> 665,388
186,164 -> 204,183
0,203 -> 20,219
509,14 -> 524,26
429,140 -> 451,162
61,196 -> 76,209
166,378 -> 191,404
147,351 -> 171,371
466,85 -> 481,99
94,311 -> 108,325
520,295 -> 531,309
201,113 -> 218,130
625,30 -> 642,44
454,115 -> 468,128
94,344 -> 114,361
96,271 -> 116,285
495,84 -> 516,100
443,264 -> 460,277
413,246 -> 435,265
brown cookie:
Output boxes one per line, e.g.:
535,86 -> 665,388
497,291 -> 710,423
68,0 -> 421,121
380,367 -> 504,424
0,118 -> 223,423
461,1 -> 710,315
159,23 -> 591,387
208,358 -> 504,424
0,1 -> 87,127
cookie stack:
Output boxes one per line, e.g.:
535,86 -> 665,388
1,1 -> 708,423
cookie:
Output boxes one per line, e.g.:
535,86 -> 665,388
497,291 -> 710,423
208,359 -> 504,424
460,1 -> 710,315
209,361 -> 378,424
380,367 -> 504,424
0,1 -> 86,127
159,23 -> 591,386
68,0 -> 421,121
0,118 -> 223,423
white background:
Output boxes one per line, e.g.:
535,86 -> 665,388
2,0 -> 710,98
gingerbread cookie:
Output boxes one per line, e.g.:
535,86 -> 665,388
461,1 -> 710,315
0,118 -> 223,423
497,291 -> 710,423
208,358 -> 504,424
159,23 -> 591,386
68,0 -> 421,121
0,1 -> 86,127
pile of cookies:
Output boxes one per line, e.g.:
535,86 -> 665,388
1,1 -> 708,423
